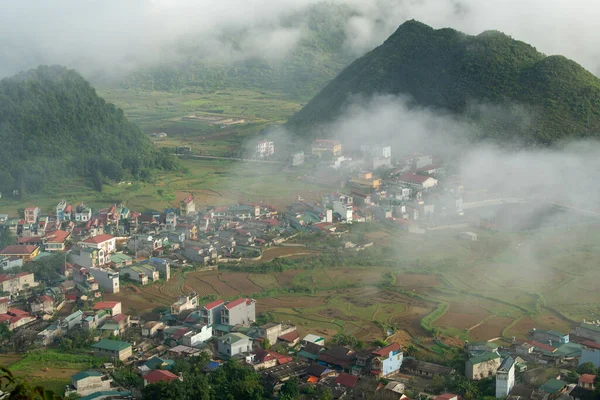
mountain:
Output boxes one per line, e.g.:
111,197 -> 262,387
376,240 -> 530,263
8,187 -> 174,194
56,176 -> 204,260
0,65 -> 177,195
287,20 -> 600,144
117,3 -> 358,99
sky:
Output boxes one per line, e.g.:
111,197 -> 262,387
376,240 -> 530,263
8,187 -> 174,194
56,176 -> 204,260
1,0 -> 600,78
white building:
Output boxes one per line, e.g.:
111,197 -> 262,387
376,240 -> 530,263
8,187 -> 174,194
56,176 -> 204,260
80,234 -> 117,258
361,144 -> 391,159
88,267 -> 120,294
397,173 -> 438,190
181,325 -> 212,347
333,201 -> 353,222
256,140 -> 274,158
496,357 -> 515,398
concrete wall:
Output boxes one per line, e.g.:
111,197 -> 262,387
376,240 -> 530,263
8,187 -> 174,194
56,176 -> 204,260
88,268 -> 120,294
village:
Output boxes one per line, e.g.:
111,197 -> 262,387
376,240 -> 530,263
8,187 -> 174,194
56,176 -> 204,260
0,139 -> 598,399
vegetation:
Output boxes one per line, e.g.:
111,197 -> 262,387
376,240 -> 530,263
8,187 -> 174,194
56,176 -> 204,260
0,65 -> 179,196
287,20 -> 600,144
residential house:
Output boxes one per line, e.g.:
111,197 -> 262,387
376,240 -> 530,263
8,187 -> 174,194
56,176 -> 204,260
570,386 -> 597,400
200,299 -> 225,325
35,324 -> 63,346
539,378 -> 567,397
165,212 -> 177,230
0,272 -> 37,295
397,173 -> 438,190
371,343 -> 403,378
121,264 -> 159,285
578,374 -> 596,390
251,348 -> 292,370
88,267 -> 119,293
143,258 -> 171,280
258,322 -> 297,345
109,253 -> 132,268
0,308 -> 36,330
217,332 -> 252,357
221,298 -> 256,325
0,256 -> 23,271
59,310 -> 83,330
312,139 -> 342,157
143,370 -> 180,387
183,245 -> 215,265
24,207 -> 40,224
44,230 -> 71,252
139,356 -> 174,374
0,245 -> 40,263
29,295 -> 54,314
69,246 -> 102,268
71,264 -> 100,294
580,341 -> 600,368
303,334 -> 325,346
532,329 -> 569,345
318,346 -> 357,371
100,313 -> 130,336
171,294 -> 198,315
167,345 -> 202,359
127,235 -> 168,255
92,339 -> 132,362
180,195 -> 196,216
350,172 -> 381,190
181,325 -> 212,347
278,330 -> 300,347
496,356 -> 516,398
56,200 -> 72,222
573,322 -> 600,342
256,140 -> 274,158
466,352 -> 501,380
298,342 -> 324,362
75,204 -> 92,222
69,370 -> 112,397
333,200 -> 353,222
142,321 -> 164,338
80,234 -> 116,260
401,358 -> 456,377
83,310 -> 109,331
93,302 -> 122,316
335,373 -> 359,389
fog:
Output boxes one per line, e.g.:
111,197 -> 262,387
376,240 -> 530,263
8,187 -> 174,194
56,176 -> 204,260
2,0 -> 600,78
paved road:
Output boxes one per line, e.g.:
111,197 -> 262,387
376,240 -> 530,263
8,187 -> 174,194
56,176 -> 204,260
179,154 -> 285,164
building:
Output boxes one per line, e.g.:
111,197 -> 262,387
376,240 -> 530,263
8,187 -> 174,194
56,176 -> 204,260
92,339 -> 132,362
256,140 -> 274,158
69,246 -> 102,268
44,230 -> 71,252
56,200 -> 72,222
30,295 -> 54,314
371,343 -> 403,378
143,370 -> 180,387
167,345 -> 202,359
80,234 -> 116,257
581,341 -> 600,368
402,358 -> 455,377
0,245 -> 40,263
0,272 -> 38,295
258,323 -> 297,345
88,268 -> 120,294
303,334 -> 325,346
0,256 -> 23,271
350,172 -> 381,189
578,374 -> 596,390
496,356 -> 515,398
121,264 -> 159,285
217,332 -> 252,357
171,294 -> 198,315
291,151 -> 305,166
466,352 -> 501,380
539,379 -> 567,397
142,321 -> 164,338
435,394 -> 460,400
59,310 -> 83,330
109,253 -> 133,268
573,322 -> 600,342
180,195 -> 196,216
75,204 -> 92,222
180,325 -> 212,347
93,301 -> 122,316
36,324 -> 63,346
312,139 -> 342,157
361,144 -> 391,159
200,299 -> 225,325
397,173 -> 438,190
69,370 -> 111,396
24,207 -> 40,224
221,298 -> 256,325
532,329 -> 569,345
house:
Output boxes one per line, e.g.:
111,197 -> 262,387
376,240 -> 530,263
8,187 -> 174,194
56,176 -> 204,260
371,343 -> 403,378
121,264 -> 159,285
143,370 -> 180,387
88,267 -> 119,293
100,313 -> 130,335
127,235 -> 168,255
200,299 -> 225,325
251,348 -> 292,370
278,330 -> 300,347
180,195 -> 196,216
580,341 -> 600,368
258,322 -> 297,345
531,329 -> 569,345
0,256 -> 23,271
573,322 -> 600,342
333,201 -> 353,222
167,345 -> 202,359
0,272 -> 38,295
524,340 -> 556,353
180,325 -> 212,347
0,245 -> 40,263
35,324 -> 63,346
217,332 -> 252,357
221,298 -> 256,326
570,386 -> 597,400
0,308 -> 36,330
539,378 -> 567,396
303,334 -> 325,346
75,204 -> 92,222
56,200 -> 72,222
578,374 -> 596,390
350,172 -> 381,189
401,358 -> 455,377
298,342 -> 324,362
92,339 -> 132,362
144,258 -> 171,280
312,139 -> 342,157
43,230 -> 71,252
109,253 -> 132,268
435,394 -> 460,400
59,310 -> 83,330
465,352 -> 501,380
69,246 -> 102,268
397,173 -> 438,190
142,321 -> 164,338
24,207 -> 40,224
69,370 -> 112,396
256,140 -> 275,157
93,301 -> 122,316
496,356 -> 515,398
30,295 -> 54,314
318,346 -> 356,371
335,373 -> 359,388
139,356 -> 174,373
171,294 -> 198,315
361,144 -> 391,159
80,234 -> 116,258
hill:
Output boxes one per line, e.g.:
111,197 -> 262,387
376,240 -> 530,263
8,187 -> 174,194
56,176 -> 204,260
0,65 -> 177,196
286,20 -> 600,144
116,3 -> 357,100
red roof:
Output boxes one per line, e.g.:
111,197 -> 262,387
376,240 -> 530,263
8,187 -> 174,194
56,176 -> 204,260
278,330 -> 300,343
525,340 -> 555,353
583,340 -> 600,350
111,313 -> 127,323
225,298 -> 250,310
398,173 -> 431,184
8,308 -> 28,316
93,301 -> 120,310
372,343 -> 401,357
0,298 -> 10,304
0,314 -> 11,322
335,373 -> 359,388
144,369 -> 178,384
0,245 -> 39,255
44,230 -> 70,243
435,394 -> 460,400
17,237 -> 41,244
182,196 -> 194,204
579,374 -> 596,384
82,234 -> 114,244
172,328 -> 190,340
203,299 -> 224,310
38,295 -> 53,302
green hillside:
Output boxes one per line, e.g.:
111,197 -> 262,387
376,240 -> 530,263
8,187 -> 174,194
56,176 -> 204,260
118,3 -> 357,100
0,65 -> 177,196
287,20 -> 600,144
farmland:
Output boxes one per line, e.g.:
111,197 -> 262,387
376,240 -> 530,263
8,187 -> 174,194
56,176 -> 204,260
108,222 -> 600,351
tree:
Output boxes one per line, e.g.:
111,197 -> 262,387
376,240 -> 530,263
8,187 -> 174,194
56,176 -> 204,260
577,362 -> 597,375
262,338 -> 271,350
142,380 -> 184,400
279,377 -> 300,400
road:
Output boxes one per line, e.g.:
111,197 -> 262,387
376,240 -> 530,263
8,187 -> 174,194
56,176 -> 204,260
179,154 -> 285,164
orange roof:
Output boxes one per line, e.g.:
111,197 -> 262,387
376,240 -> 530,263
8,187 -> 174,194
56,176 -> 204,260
372,343 -> 401,357
44,230 -> 70,243
0,245 -> 39,255
307,376 -> 319,384
93,301 -> 120,310
225,298 -> 250,310
579,374 -> 596,384
82,234 -> 115,244
144,369 -> 178,384
203,299 -> 224,310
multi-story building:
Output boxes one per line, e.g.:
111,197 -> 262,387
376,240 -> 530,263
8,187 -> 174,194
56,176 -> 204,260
24,207 -> 40,224
572,321 -> 600,342
312,139 -> 342,157
332,201 -> 353,222
200,299 -> 225,325
92,339 -> 132,362
258,323 -> 297,346
69,246 -> 102,268
74,204 -> 92,222
360,144 -> 392,159
371,343 -> 403,378
121,264 -> 159,285
531,329 -> 569,345
0,245 -> 40,263
180,195 -> 196,216
171,294 -> 198,315
144,258 -> 171,280
88,267 -> 120,294
217,333 -> 252,357
93,301 -> 122,316
466,352 -> 501,380
43,230 -> 71,252
496,357 -> 515,398
221,298 -> 255,326
68,370 -> 112,397
397,173 -> 438,190
580,341 -> 600,368
56,200 -> 72,222
181,325 -> 212,347
0,272 -> 38,295
256,140 -> 275,158
80,234 -> 116,260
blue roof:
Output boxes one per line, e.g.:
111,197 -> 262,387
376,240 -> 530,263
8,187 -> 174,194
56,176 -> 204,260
205,361 -> 220,371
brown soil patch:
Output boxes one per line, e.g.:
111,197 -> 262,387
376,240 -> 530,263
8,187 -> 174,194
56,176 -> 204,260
469,316 -> 514,341
390,303 -> 436,338
200,274 -> 240,296
396,274 -> 441,287
220,272 -> 263,294
435,312 -> 486,331
386,330 -> 415,347
256,296 -> 328,311
105,291 -> 170,315
325,268 -> 383,285
276,270 -> 302,286
27,368 -> 80,379
317,308 -> 360,321
186,275 -> 219,297
261,247 -> 321,261
506,314 -> 572,340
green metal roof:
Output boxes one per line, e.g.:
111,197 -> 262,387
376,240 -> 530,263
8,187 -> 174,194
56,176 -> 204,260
80,391 -> 131,400
468,351 -> 500,365
110,253 -> 132,263
212,324 -> 233,333
72,370 -> 102,381
540,379 -> 567,394
554,342 -> 583,357
218,332 -> 249,344
535,329 -> 568,337
580,323 -> 600,333
92,339 -> 131,352
297,351 -> 319,360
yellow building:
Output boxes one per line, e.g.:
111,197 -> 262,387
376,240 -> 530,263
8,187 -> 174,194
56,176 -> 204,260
350,172 -> 381,189
0,245 -> 40,262
312,139 -> 342,157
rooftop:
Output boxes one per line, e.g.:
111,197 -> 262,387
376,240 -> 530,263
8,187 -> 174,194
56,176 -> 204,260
203,299 -> 225,310
143,369 -> 178,384
0,245 -> 39,255
44,230 -> 70,243
398,173 -> 432,184
372,343 -> 401,357
579,374 -> 596,384
93,301 -> 120,311
82,234 -> 115,244
72,370 -> 102,381
92,339 -> 131,352
225,298 -> 251,310
468,351 -> 500,365
218,332 -> 250,344
335,373 -> 359,388
539,378 -> 566,394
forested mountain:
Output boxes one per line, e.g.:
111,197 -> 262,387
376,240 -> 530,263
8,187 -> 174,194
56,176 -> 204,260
118,3 -> 358,99
287,20 -> 600,144
0,65 -> 177,195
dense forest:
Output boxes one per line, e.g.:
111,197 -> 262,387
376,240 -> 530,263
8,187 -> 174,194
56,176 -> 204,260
0,65 -> 178,196
117,3 -> 357,99
287,20 -> 600,144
